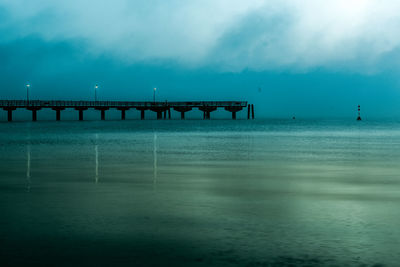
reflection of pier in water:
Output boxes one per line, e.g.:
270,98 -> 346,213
95,134 -> 99,183
153,132 -> 157,186
26,144 -> 31,192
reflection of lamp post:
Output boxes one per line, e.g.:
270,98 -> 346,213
153,88 -> 157,103
26,84 -> 30,105
95,84 -> 98,102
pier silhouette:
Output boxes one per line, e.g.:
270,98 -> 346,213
0,100 -> 254,121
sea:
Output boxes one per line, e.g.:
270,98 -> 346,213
0,119 -> 399,266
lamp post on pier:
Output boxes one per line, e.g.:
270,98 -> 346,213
26,84 -> 30,105
95,84 -> 98,102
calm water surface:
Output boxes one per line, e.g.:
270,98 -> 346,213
0,119 -> 399,266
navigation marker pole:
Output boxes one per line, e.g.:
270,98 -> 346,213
357,105 -> 362,121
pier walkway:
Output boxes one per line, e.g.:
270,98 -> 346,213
0,100 -> 254,121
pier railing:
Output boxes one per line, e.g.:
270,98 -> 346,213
0,100 -> 247,108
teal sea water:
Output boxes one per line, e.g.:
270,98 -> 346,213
0,119 -> 399,266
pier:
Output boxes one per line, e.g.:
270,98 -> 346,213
0,100 -> 254,121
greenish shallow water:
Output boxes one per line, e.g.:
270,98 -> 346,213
0,119 -> 399,266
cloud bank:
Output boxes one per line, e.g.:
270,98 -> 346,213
1,0 -> 400,72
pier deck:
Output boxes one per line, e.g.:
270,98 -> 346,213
0,100 -> 254,121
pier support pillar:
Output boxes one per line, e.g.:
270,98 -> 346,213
201,111 -> 212,120
32,110 -> 37,121
247,104 -> 250,119
56,110 -> 61,121
225,106 -> 243,120
75,108 -> 88,121
199,106 -> 217,120
8,109 -> 12,122
4,108 -> 16,122
251,104 -> 255,119
232,112 -> 237,120
52,108 -> 65,121
95,108 -> 109,121
168,108 -> 171,119
173,107 -> 192,120
117,108 -> 129,120
150,107 -> 168,120
27,107 -> 41,122
136,108 -> 146,120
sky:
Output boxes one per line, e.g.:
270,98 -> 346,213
1,0 -> 400,119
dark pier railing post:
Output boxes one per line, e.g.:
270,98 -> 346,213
247,104 -> 250,119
